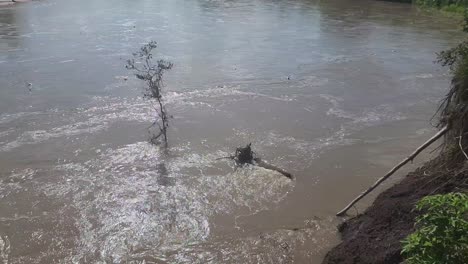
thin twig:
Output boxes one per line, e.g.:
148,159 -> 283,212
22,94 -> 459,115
429,141 -> 444,154
428,171 -> 463,196
336,125 -> 449,216
215,156 -> 234,160
459,131 -> 468,160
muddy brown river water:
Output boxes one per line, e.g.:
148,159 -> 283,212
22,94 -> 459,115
0,0 -> 464,263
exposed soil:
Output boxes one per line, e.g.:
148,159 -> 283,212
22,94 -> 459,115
323,154 -> 468,264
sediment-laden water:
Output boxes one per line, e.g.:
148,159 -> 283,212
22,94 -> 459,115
0,0 -> 463,263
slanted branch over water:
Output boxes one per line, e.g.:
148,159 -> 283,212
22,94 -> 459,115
221,143 -> 293,179
336,126 -> 449,216
337,41 -> 468,216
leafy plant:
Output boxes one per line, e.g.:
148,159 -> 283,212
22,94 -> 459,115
463,8 -> 468,32
401,193 -> 468,264
437,41 -> 468,71
415,0 -> 468,9
126,41 -> 173,147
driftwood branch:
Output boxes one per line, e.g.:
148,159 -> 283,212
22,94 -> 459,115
218,144 -> 293,179
336,125 -> 449,216
254,158 -> 293,179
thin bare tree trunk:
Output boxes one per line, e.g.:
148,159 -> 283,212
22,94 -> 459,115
336,125 -> 449,216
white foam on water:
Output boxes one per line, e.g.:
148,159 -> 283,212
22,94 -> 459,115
0,122 -> 108,152
321,54 -> 354,63
242,95 -> 407,169
0,236 -> 10,264
0,168 -> 36,199
165,85 -> 295,105
0,85 -> 297,152
0,111 -> 41,125
0,129 -> 13,138
298,75 -> 329,88
58,59 -> 75,63
38,142 -> 293,263
320,93 -> 406,124
399,73 -> 434,80
0,97 -> 153,152
160,216 -> 336,263
0,85 -> 404,262
319,94 -> 355,120
16,56 -> 58,63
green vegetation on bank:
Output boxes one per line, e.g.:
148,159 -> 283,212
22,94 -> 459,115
413,0 -> 467,23
401,193 -> 468,264
400,5 -> 468,261
415,0 -> 467,13
408,47 -> 468,262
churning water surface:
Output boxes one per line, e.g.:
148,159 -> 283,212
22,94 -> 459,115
0,0 -> 464,263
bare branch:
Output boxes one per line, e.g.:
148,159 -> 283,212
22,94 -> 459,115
336,125 -> 449,216
459,131 -> 468,160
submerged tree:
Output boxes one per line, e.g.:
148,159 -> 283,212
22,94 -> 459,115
126,41 -> 173,147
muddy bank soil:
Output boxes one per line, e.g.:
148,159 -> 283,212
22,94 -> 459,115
323,155 -> 468,264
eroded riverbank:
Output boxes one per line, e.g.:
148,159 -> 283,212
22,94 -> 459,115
323,143 -> 468,264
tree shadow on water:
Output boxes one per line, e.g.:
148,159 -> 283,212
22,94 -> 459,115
156,163 -> 175,187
